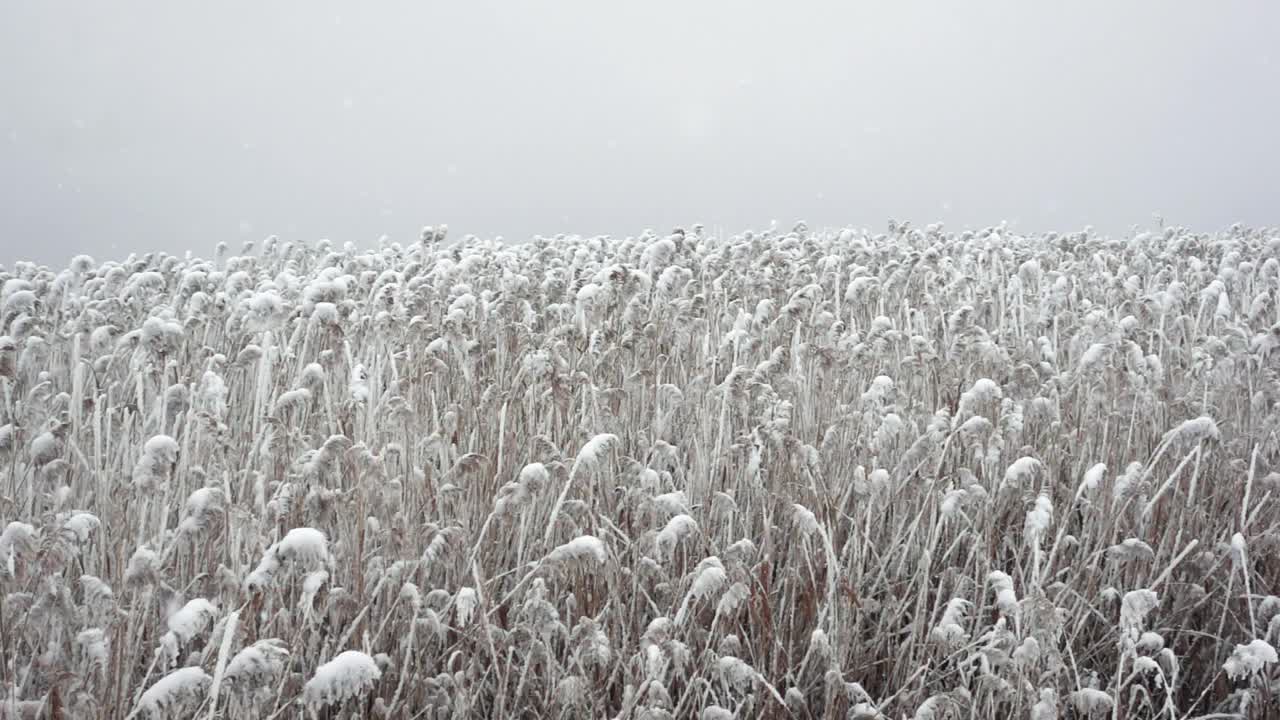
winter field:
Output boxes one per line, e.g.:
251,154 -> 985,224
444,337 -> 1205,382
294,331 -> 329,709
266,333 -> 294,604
2,222 -> 1279,719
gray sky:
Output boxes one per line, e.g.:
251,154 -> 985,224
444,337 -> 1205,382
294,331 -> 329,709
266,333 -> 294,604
2,1 -> 1278,266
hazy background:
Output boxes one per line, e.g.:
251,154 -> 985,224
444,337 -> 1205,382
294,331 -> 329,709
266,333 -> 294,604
2,1 -> 1278,266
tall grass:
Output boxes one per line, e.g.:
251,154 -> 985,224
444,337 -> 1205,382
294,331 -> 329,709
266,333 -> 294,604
0,221 -> 1278,718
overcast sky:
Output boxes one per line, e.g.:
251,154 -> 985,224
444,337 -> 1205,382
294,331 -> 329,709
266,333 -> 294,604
2,1 -> 1278,266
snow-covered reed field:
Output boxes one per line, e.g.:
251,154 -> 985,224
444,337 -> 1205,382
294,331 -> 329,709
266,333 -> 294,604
1,221 -> 1279,719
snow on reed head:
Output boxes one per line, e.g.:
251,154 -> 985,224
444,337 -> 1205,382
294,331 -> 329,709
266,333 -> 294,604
494,462 -> 550,517
454,586 -> 479,626
675,556 -> 727,625
175,487 -> 225,537
655,514 -> 698,559
1107,538 -> 1155,563
0,521 -> 35,577
60,507 -> 101,540
225,639 -> 290,688
245,526 -> 332,591
1069,687 -> 1113,715
988,571 -> 1019,618
1002,456 -> 1042,491
1223,639 -> 1278,681
302,650 -> 382,708
1162,415 -> 1220,446
932,598 -> 971,648
571,433 -> 619,479
132,435 -> 180,491
157,597 -> 218,666
1120,589 -> 1159,641
1079,463 -> 1106,496
546,535 -> 608,566
1024,494 -> 1052,545
130,666 -> 211,719
791,503 -> 820,536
